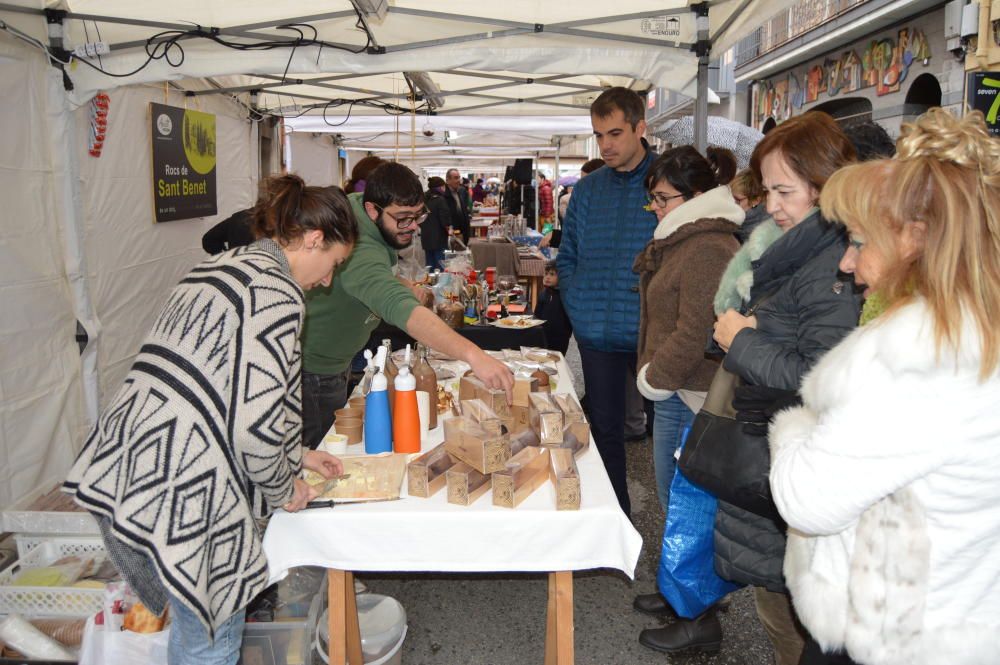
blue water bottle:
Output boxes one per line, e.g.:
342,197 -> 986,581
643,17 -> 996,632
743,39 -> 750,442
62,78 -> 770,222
364,346 -> 393,454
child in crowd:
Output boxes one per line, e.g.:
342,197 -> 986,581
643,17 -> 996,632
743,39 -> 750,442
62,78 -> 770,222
533,260 -> 573,354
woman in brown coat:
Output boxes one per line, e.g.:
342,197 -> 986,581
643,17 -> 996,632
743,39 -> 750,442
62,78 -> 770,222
632,145 -> 743,646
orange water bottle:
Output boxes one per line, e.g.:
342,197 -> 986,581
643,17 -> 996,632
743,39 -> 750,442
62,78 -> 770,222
392,345 -> 421,453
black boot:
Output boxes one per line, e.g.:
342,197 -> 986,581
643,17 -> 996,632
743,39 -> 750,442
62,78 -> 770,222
638,608 -> 722,654
632,593 -> 676,619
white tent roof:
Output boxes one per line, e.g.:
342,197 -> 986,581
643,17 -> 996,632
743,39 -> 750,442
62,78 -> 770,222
5,0 -> 792,111
0,0 -> 796,508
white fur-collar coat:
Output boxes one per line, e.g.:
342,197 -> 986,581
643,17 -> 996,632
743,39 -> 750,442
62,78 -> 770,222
769,299 -> 1000,665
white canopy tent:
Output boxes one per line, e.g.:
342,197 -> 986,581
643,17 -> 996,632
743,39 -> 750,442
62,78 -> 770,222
0,0 -> 792,509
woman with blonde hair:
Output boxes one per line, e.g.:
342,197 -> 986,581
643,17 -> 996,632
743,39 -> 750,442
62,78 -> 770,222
770,108 -> 1000,665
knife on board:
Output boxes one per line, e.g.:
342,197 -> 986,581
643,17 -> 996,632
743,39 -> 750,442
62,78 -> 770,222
301,474 -> 351,510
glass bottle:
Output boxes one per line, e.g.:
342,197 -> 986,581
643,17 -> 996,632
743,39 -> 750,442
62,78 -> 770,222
381,339 -> 397,415
413,344 -> 438,430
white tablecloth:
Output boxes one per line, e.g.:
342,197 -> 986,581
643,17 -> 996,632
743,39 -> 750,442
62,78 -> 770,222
262,359 -> 643,583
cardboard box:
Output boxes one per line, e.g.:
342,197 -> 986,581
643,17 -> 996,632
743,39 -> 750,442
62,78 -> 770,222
492,446 -> 551,509
446,462 -> 491,506
528,392 -> 564,445
507,404 -> 533,434
460,399 -> 503,437
459,375 -> 510,417
552,394 -> 590,452
512,375 -> 539,407
549,447 -> 581,510
445,419 -> 511,474
443,414 -> 465,443
509,427 -> 540,456
407,443 -> 458,498
559,426 -> 590,457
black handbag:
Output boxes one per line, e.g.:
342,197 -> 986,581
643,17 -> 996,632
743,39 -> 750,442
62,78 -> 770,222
677,367 -> 782,521
679,294 -> 786,521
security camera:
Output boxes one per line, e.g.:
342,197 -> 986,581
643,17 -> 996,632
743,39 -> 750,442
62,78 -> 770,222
422,121 -> 435,137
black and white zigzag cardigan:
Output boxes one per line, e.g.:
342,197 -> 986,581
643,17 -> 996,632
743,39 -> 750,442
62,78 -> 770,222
64,238 -> 305,633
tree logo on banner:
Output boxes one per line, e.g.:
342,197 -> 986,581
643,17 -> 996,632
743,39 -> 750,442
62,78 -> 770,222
182,110 -> 216,176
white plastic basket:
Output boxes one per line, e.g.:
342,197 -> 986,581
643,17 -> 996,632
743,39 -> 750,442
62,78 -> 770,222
0,537 -> 107,618
1,486 -> 99,536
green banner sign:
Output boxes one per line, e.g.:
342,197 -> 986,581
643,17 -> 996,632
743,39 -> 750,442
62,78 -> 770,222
150,102 -> 218,222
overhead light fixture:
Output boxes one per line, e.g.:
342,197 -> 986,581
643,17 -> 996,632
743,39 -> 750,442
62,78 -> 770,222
404,71 -> 445,110
351,0 -> 388,23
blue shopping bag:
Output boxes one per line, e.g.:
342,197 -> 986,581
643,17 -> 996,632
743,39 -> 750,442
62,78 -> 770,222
656,437 -> 741,619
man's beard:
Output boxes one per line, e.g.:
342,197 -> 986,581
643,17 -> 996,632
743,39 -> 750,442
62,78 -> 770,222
375,215 -> 414,250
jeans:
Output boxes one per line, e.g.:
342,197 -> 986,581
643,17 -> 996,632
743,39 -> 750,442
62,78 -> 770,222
168,594 -> 245,665
301,368 -> 351,450
578,347 -> 636,516
653,394 -> 695,512
424,248 -> 446,271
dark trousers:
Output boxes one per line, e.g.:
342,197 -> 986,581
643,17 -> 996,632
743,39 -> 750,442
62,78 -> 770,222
798,636 -> 861,665
301,369 -> 351,450
578,347 -> 636,517
424,248 -> 446,271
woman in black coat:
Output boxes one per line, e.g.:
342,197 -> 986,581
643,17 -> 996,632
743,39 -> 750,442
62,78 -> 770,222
638,113 -> 862,665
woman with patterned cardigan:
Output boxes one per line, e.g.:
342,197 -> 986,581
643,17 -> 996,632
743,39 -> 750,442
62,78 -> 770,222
64,174 -> 358,664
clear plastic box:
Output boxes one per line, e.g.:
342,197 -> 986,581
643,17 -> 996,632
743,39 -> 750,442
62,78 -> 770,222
238,592 -> 320,665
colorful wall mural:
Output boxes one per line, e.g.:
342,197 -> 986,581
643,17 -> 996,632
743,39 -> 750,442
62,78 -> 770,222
753,27 -> 933,128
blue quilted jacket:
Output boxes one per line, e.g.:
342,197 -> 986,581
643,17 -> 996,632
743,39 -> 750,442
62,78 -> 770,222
556,147 -> 658,352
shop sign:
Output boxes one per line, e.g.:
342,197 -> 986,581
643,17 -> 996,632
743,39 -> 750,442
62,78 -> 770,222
150,102 -> 218,223
966,72 -> 1000,136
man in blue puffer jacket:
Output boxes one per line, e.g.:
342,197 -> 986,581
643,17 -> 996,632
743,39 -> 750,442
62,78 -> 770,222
557,87 -> 658,516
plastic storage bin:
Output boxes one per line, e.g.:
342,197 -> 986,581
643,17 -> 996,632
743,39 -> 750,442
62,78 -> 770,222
239,591 -> 321,665
314,593 -> 407,665
0,537 -> 106,618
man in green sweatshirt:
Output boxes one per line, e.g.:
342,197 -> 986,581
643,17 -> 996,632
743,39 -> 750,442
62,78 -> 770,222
301,162 -> 514,449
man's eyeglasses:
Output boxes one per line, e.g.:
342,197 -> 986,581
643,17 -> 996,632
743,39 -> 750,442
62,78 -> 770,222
373,203 -> 430,229
646,191 -> 685,208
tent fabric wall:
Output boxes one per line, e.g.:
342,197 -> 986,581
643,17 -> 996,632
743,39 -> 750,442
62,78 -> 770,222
287,132 -> 341,186
0,41 -> 88,508
76,86 -> 259,402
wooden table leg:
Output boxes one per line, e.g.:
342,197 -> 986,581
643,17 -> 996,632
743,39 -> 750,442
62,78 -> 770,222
544,571 -> 574,664
530,275 -> 541,311
544,574 -> 557,665
328,569 -> 364,665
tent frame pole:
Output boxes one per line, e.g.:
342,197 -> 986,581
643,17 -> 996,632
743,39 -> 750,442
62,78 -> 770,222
691,3 -> 711,155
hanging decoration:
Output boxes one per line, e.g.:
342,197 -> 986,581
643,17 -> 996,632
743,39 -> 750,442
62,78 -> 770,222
88,92 -> 110,157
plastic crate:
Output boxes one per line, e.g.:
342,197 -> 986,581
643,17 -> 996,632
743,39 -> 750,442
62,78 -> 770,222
0,537 -> 107,618
14,535 -> 104,560
238,592 -> 320,665
1,486 -> 99,537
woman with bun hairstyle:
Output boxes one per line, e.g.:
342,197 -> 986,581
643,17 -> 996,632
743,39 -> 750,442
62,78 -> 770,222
64,174 -> 358,664
771,109 -> 1000,665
